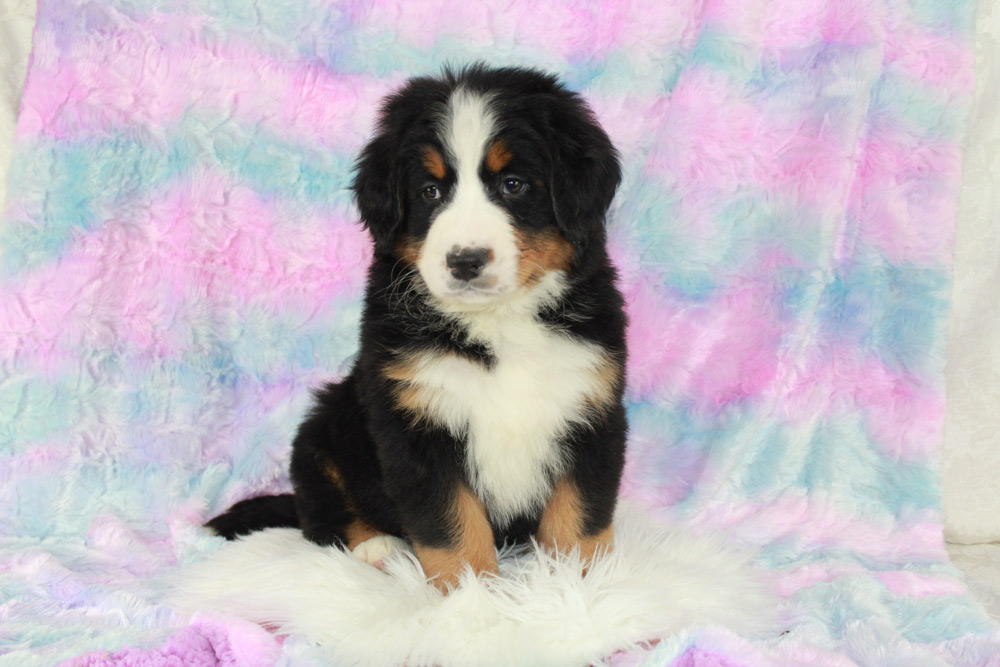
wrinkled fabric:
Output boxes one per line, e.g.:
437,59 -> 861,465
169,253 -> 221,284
1,0 -> 996,664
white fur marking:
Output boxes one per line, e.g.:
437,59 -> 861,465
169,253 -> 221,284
403,277 -> 611,525
417,90 -> 521,307
353,535 -> 411,569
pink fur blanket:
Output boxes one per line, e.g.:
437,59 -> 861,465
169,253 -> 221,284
1,0 -> 997,664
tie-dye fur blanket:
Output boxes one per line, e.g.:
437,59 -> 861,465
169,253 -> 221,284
2,0 -> 999,665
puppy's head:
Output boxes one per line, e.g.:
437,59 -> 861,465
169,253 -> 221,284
352,64 -> 621,310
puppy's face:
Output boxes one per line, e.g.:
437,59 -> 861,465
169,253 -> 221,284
353,66 -> 621,311
404,90 -> 571,307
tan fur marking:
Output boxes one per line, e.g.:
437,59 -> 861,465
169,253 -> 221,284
383,352 -> 448,425
394,235 -> 424,265
537,477 -> 585,550
485,138 -> 513,173
383,354 -> 419,383
393,383 -> 436,421
423,146 -> 447,180
514,228 -> 575,286
324,463 -> 346,492
578,525 -> 615,567
585,354 -> 623,414
324,461 -> 362,513
324,463 -> 392,553
345,519 -> 385,550
384,354 -> 428,420
538,478 -> 614,570
414,486 -> 498,593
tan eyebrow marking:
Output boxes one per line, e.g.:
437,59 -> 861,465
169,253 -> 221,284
423,146 -> 447,180
485,138 -> 513,173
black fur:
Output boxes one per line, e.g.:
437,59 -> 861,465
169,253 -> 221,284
205,494 -> 299,539
207,64 -> 627,570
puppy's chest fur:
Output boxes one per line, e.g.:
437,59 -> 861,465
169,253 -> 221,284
388,312 -> 615,526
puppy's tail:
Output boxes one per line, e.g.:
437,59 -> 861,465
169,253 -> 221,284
205,494 -> 300,540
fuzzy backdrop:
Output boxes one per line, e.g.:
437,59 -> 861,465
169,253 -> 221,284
2,0 -> 999,665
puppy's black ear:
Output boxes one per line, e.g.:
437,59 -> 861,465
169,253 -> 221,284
352,126 -> 404,257
545,93 -> 622,252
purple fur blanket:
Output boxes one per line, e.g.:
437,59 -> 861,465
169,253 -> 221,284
1,0 -> 998,664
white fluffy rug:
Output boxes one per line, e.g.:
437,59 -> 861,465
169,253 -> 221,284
166,503 -> 780,666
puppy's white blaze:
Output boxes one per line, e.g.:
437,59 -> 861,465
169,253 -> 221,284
445,89 -> 495,179
404,283 -> 612,525
416,89 -> 520,305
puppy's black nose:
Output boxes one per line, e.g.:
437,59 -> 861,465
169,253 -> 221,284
446,247 -> 491,281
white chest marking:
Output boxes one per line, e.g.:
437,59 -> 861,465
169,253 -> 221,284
402,314 -> 612,526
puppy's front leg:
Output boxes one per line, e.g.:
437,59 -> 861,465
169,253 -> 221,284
537,477 -> 614,567
411,484 -> 498,593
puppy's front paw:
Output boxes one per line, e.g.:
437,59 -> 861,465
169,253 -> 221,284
352,535 -> 411,569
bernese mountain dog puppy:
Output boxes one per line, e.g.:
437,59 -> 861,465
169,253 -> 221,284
207,64 -> 627,593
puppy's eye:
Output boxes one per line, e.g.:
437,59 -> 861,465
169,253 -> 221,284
421,185 -> 441,201
501,178 -> 527,196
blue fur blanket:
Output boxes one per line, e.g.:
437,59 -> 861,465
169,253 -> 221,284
1,0 -> 998,664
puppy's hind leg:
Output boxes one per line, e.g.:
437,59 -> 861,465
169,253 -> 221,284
290,379 -> 408,565
293,448 -> 409,569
